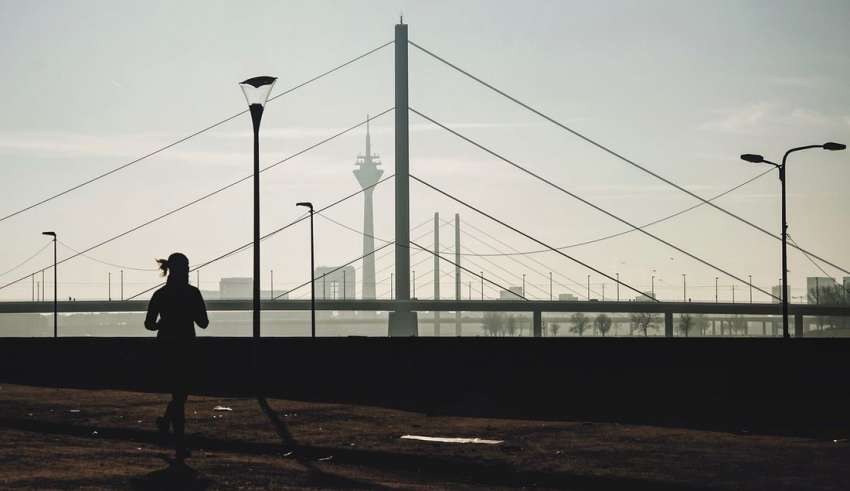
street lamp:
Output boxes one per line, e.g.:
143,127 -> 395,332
651,272 -> 655,299
240,75 -> 276,344
42,232 -> 57,338
748,274 -> 752,304
296,202 -> 316,339
682,273 -> 686,302
740,141 -> 845,337
715,276 -> 718,303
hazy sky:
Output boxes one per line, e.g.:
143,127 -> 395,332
1,0 -> 849,302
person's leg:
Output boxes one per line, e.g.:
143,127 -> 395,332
173,390 -> 188,461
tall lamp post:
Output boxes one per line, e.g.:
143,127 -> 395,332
715,276 -> 718,303
296,202 -> 316,339
651,272 -> 655,299
42,232 -> 57,338
239,76 -> 277,345
741,141 -> 845,338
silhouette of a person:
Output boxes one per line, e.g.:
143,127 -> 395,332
144,252 -> 208,463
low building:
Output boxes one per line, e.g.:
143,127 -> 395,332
771,285 -> 782,303
218,277 -> 284,300
558,293 -> 578,301
499,286 -> 524,300
220,277 -> 252,299
634,291 -> 655,302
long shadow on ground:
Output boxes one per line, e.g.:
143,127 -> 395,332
130,458 -> 213,491
0,414 -> 704,490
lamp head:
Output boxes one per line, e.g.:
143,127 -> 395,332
296,201 -> 314,210
823,142 -> 846,151
239,76 -> 277,107
740,154 -> 764,163
42,231 -> 56,237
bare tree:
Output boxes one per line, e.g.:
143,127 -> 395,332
594,313 -> 612,337
482,312 -> 504,336
549,322 -> 561,337
505,314 -> 519,337
734,315 -> 749,336
678,313 -> 693,337
630,312 -> 658,337
570,312 -> 590,336
810,285 -> 850,331
694,314 -> 710,336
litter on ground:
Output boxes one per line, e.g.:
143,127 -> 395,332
400,435 -> 503,445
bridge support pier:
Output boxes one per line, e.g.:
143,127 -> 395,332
664,312 -> 673,337
388,20 -> 418,337
533,311 -> 542,337
794,312 -> 803,337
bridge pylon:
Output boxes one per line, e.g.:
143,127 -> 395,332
388,20 -> 418,336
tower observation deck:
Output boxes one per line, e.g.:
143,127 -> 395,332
353,116 -> 383,299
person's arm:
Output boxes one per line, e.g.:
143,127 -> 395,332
195,289 -> 209,329
144,291 -> 160,331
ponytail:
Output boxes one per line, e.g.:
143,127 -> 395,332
156,258 -> 169,277
156,253 -> 190,280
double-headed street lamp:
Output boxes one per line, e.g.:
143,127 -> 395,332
41,231 -> 57,338
296,202 -> 316,339
740,141 -> 845,338
239,76 -> 276,344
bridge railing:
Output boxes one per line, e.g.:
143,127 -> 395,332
1,300 -> 849,338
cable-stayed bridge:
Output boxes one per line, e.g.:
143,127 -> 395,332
1,22 -> 849,338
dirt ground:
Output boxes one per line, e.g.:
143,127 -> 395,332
0,384 -> 847,490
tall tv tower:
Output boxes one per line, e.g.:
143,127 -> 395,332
353,116 -> 382,299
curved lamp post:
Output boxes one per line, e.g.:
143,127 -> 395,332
296,202 -> 315,338
42,231 -> 57,338
740,141 -> 845,338
240,76 -> 276,345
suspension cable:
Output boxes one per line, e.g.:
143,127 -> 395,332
125,175 -> 395,300
275,242 -> 396,300
0,242 -> 52,278
0,110 -> 392,294
408,41 -> 849,276
58,240 -> 158,271
459,221 -> 591,298
0,41 -> 394,225
412,174 -> 657,302
410,108 -> 778,300
409,240 -> 528,301
788,234 -> 850,296
316,207 -> 588,299
458,167 -> 774,257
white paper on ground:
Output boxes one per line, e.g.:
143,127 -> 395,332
212,406 -> 233,412
400,435 -> 503,444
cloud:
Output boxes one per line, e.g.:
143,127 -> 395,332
698,102 -> 773,134
699,103 -> 844,135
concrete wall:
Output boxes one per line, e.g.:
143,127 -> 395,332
1,337 -> 848,434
